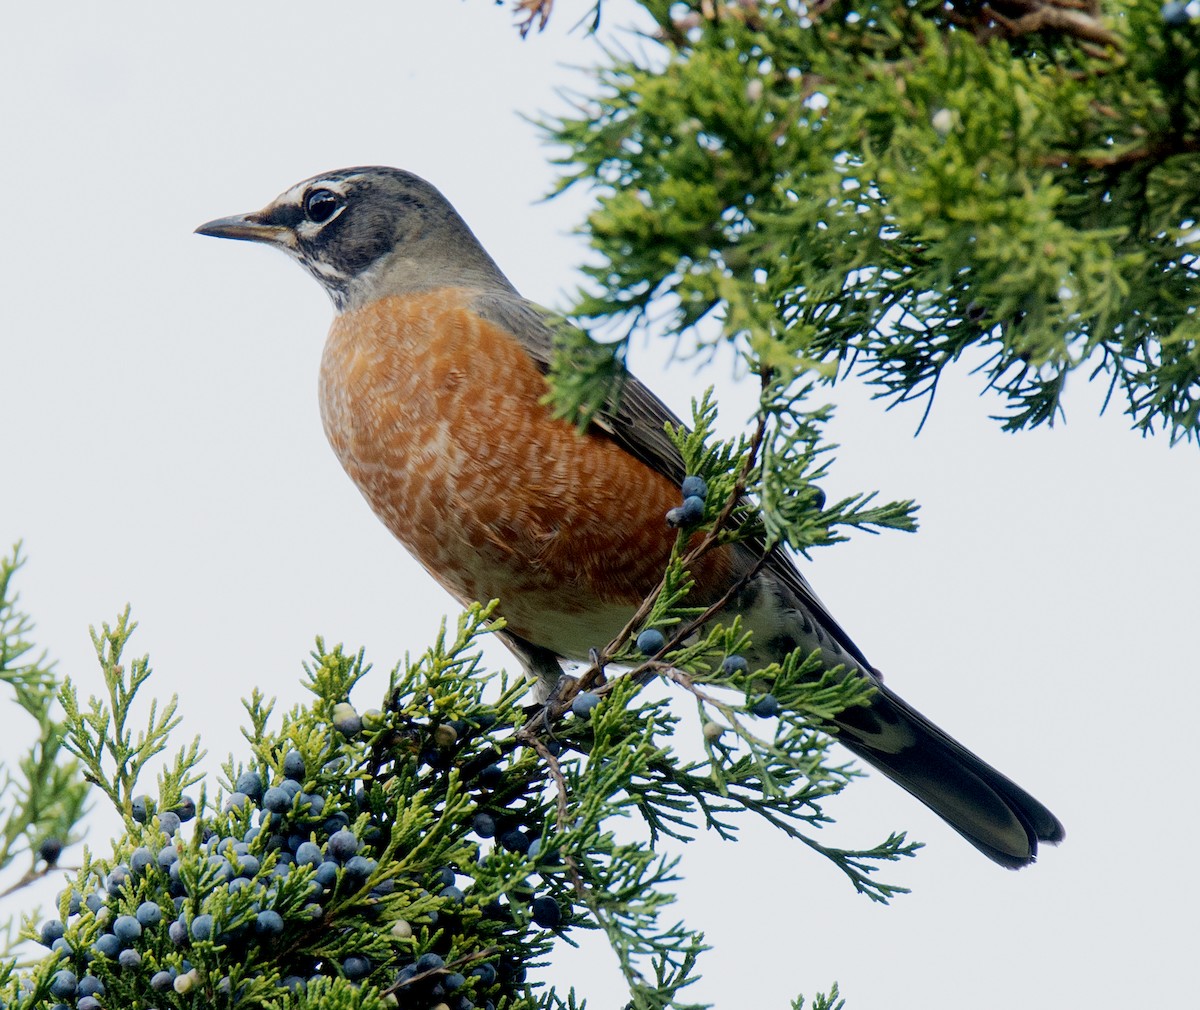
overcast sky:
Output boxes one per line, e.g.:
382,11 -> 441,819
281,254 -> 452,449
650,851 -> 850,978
2,3 -> 1196,1007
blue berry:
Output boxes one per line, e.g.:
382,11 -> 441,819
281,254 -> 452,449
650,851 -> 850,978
295,841 -> 322,866
679,495 -> 705,525
342,955 -> 372,981
234,771 -> 264,801
77,998 -> 101,1010
158,811 -> 182,837
721,655 -> 749,676
62,889 -> 82,916
327,828 -> 359,861
118,948 -> 142,969
85,892 -> 105,914
168,918 -> 188,945
636,629 -> 665,655
51,937 -> 73,957
136,901 -> 162,926
40,920 -> 65,947
472,812 -> 496,838
342,855 -> 377,882
226,791 -> 252,813
112,915 -> 142,943
283,749 -> 306,781
279,779 -> 302,800
129,846 -> 154,874
206,854 -> 235,883
323,810 -> 351,833
255,910 -> 284,938
499,829 -> 531,854
440,885 -> 465,902
190,914 -> 214,941
478,763 -> 504,788
150,970 -> 174,992
106,865 -> 130,895
332,703 -> 362,737
77,976 -> 105,997
444,971 -> 466,991
298,792 -> 325,816
571,691 -> 601,718
131,796 -> 150,823
1163,1 -> 1190,23
92,933 -> 120,958
530,896 -> 562,928
436,866 -> 456,888
751,694 -> 781,718
315,860 -> 340,888
39,837 -> 63,865
48,971 -> 77,999
681,475 -> 708,500
262,787 -> 291,814
415,952 -> 445,972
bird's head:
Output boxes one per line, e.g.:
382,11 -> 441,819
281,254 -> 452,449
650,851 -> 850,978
196,166 -> 511,311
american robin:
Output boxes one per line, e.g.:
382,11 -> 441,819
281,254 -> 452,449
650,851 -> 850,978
197,166 -> 1064,868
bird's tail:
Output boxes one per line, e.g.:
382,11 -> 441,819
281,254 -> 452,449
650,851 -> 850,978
831,681 -> 1065,868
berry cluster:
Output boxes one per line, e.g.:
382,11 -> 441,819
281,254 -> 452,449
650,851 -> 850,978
21,699 -> 571,1010
665,474 -> 709,529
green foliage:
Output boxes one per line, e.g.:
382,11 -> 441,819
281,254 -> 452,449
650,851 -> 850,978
544,0 -> 1200,440
0,529 -> 912,1010
59,609 -> 200,827
793,982 -> 845,1010
0,545 -> 90,942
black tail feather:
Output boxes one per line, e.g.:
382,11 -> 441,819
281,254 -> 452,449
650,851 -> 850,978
832,682 -> 1064,868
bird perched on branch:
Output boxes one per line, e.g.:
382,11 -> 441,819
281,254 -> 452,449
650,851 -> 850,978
197,166 -> 1063,867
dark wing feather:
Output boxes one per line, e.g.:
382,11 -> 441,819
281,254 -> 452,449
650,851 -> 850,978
471,291 -> 875,672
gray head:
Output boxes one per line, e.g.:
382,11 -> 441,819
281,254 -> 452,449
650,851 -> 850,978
196,167 -> 515,311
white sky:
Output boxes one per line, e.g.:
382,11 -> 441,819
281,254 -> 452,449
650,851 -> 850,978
2,3 -> 1197,1008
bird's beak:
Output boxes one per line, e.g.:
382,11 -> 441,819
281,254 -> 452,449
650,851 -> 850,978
195,211 -> 294,247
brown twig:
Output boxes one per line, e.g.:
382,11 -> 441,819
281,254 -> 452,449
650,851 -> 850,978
1040,135 -> 1200,169
523,735 -> 572,831
0,863 -> 74,900
512,0 -> 554,37
380,946 -> 501,997
979,0 -> 1120,48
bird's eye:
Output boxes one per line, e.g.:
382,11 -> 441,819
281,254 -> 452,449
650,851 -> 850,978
304,189 -> 341,224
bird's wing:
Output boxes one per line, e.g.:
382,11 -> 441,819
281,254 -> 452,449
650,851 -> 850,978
471,290 -> 875,671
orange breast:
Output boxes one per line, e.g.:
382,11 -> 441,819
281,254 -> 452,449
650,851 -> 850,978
318,288 -> 732,654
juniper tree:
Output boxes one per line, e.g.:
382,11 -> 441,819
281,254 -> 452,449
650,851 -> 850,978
2,0 -> 1194,1007
539,0 -> 1199,441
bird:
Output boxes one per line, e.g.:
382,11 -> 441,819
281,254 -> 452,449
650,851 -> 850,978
196,166 -> 1064,868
